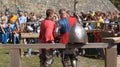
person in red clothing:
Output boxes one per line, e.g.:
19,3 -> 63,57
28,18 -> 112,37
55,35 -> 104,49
67,11 -> 77,28
39,9 -> 55,67
56,9 -> 77,67
93,32 -> 101,42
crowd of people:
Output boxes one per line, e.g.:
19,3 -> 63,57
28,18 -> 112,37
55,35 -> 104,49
0,7 -> 120,44
0,8 -> 43,44
0,7 -> 120,67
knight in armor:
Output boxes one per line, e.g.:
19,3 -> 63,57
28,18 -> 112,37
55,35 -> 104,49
67,10 -> 77,28
39,9 -> 55,67
56,9 -> 77,67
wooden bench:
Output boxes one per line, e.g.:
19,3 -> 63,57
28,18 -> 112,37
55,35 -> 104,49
20,33 -> 39,56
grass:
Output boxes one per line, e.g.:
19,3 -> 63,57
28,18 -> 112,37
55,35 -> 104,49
0,48 -> 104,67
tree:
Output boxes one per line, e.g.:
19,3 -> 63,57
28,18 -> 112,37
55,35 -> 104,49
110,0 -> 120,10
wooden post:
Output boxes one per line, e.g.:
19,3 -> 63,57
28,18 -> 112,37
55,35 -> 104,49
105,45 -> 117,67
10,48 -> 21,67
20,38 -> 24,57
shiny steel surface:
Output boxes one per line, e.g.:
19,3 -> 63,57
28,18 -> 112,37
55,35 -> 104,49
68,22 -> 88,44
71,60 -> 77,67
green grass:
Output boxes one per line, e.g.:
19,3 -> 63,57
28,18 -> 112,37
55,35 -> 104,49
0,48 -> 104,67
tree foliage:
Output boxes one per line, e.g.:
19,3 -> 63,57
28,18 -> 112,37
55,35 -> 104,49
110,0 -> 120,10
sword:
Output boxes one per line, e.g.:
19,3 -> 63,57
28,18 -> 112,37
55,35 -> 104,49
74,0 -> 78,14
74,0 -> 83,25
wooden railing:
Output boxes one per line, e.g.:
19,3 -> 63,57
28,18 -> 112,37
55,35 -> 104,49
0,42 -> 117,67
0,30 -> 117,67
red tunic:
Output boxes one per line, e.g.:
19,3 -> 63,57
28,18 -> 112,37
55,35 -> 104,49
59,32 -> 69,44
39,19 -> 55,43
58,17 -> 76,44
68,16 -> 77,28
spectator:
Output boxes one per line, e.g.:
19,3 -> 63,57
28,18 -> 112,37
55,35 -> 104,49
5,7 -> 11,15
12,21 -> 20,44
0,18 -> 8,44
18,11 -> 27,25
0,12 -> 8,23
8,13 -> 17,23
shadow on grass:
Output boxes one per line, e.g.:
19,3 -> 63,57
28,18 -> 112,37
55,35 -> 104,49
81,55 -> 104,60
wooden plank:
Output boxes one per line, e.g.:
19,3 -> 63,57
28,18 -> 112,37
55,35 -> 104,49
82,21 -> 117,25
20,30 -> 114,38
86,29 -> 103,33
105,45 -> 117,67
10,48 -> 21,67
82,21 -> 97,23
20,30 -> 105,38
26,22 -> 39,25
100,32 -> 115,38
0,43 -> 115,49
102,37 -> 120,43
20,30 -> 103,38
21,33 -> 39,38
103,23 -> 118,25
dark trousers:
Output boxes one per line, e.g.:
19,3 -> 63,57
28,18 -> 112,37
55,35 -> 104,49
117,43 -> 120,55
39,49 -> 53,67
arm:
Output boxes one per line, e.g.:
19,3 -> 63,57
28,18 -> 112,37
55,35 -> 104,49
0,25 -> 5,34
54,22 -> 61,37
15,21 -> 20,30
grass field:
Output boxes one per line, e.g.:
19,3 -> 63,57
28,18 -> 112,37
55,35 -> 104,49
0,48 -> 104,67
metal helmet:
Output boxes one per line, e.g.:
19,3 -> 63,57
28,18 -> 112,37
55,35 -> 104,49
68,22 -> 88,44
68,0 -> 88,44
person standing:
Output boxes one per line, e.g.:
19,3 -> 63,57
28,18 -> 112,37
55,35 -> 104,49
39,9 -> 55,67
57,9 -> 70,44
57,9 -> 77,67
18,11 -> 27,26
67,11 -> 77,28
0,18 -> 8,44
18,11 -> 27,57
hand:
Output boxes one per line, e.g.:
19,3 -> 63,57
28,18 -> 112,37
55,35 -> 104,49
51,41 -> 55,44
108,31 -> 112,33
114,33 -> 118,36
48,40 -> 55,44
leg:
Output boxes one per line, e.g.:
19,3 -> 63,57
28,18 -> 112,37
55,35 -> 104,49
1,34 -> 4,43
26,38 -> 32,56
16,35 -> 20,43
61,50 -> 69,67
62,54 -> 69,67
69,54 -> 77,67
26,48 -> 32,56
10,33 -> 13,43
39,49 -> 46,66
117,43 -> 120,55
45,49 -> 54,67
2,33 -> 7,44
14,35 -> 16,44
5,33 -> 8,43
39,49 -> 53,67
